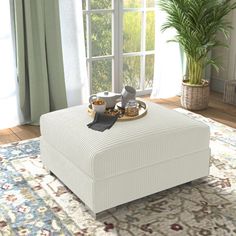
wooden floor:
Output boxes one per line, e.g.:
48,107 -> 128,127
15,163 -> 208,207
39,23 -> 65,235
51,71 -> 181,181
0,91 -> 235,145
148,91 -> 236,128
0,125 -> 40,145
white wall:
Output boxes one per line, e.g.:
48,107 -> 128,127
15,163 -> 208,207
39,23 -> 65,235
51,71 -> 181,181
211,11 -> 236,92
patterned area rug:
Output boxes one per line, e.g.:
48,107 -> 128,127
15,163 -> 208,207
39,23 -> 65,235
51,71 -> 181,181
0,109 -> 236,236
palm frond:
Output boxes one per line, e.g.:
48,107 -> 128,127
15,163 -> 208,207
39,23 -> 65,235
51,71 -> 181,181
159,0 -> 236,84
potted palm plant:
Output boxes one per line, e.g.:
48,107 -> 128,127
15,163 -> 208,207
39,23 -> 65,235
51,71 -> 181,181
159,0 -> 236,110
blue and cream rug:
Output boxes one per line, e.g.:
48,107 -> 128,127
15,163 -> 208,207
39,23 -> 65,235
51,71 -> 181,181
0,109 -> 236,235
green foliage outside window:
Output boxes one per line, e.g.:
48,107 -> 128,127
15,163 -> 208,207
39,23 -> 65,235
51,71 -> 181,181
92,60 -> 112,93
91,13 -> 112,57
83,0 -> 155,93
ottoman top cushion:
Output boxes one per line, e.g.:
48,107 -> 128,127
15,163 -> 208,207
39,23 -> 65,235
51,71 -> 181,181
40,102 -> 210,180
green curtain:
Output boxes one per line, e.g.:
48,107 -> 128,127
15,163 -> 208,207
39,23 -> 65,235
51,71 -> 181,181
12,0 -> 67,124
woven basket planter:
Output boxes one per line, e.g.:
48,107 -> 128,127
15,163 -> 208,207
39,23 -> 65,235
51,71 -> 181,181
181,80 -> 210,111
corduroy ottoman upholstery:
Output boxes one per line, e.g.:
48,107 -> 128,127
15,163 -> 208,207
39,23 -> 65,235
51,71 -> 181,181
40,102 -> 210,216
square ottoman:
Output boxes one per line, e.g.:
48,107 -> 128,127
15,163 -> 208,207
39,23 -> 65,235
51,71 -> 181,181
40,102 -> 210,216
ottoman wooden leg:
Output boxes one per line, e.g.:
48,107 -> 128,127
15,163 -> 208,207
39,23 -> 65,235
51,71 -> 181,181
49,171 -> 55,177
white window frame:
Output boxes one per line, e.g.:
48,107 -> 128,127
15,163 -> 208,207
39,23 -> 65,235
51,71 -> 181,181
83,0 -> 155,95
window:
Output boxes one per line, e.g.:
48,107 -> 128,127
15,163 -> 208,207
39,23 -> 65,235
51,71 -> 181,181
83,0 -> 155,95
0,0 -> 20,129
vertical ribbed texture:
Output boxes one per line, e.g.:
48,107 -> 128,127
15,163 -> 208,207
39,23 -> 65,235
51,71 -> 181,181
12,0 -> 67,124
40,101 -> 210,214
40,102 -> 210,180
223,80 -> 236,105
41,138 -> 210,213
94,149 -> 210,213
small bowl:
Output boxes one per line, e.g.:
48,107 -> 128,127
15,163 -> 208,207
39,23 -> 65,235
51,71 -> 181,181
92,100 -> 106,113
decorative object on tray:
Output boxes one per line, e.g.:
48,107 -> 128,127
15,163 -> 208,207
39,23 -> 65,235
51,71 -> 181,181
91,98 -> 106,113
125,100 -> 139,117
121,86 -> 136,108
88,100 -> 147,121
89,91 -> 121,108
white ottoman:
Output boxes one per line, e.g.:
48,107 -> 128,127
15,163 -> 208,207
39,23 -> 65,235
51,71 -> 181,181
40,102 -> 210,216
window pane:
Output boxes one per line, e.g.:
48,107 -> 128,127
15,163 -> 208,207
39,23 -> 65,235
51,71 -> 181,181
146,11 -> 155,51
92,60 -> 112,94
91,0 -> 112,9
123,56 -> 140,89
123,12 -> 141,53
146,0 -> 155,8
82,0 -> 86,10
91,13 -> 112,57
145,55 -> 154,88
83,13 -> 87,57
123,0 -> 142,8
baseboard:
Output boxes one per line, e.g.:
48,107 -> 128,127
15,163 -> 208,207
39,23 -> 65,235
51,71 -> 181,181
210,78 -> 225,93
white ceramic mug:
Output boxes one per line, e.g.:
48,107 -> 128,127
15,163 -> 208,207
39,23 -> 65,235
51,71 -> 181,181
121,86 -> 136,108
92,103 -> 106,113
92,100 -> 106,113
